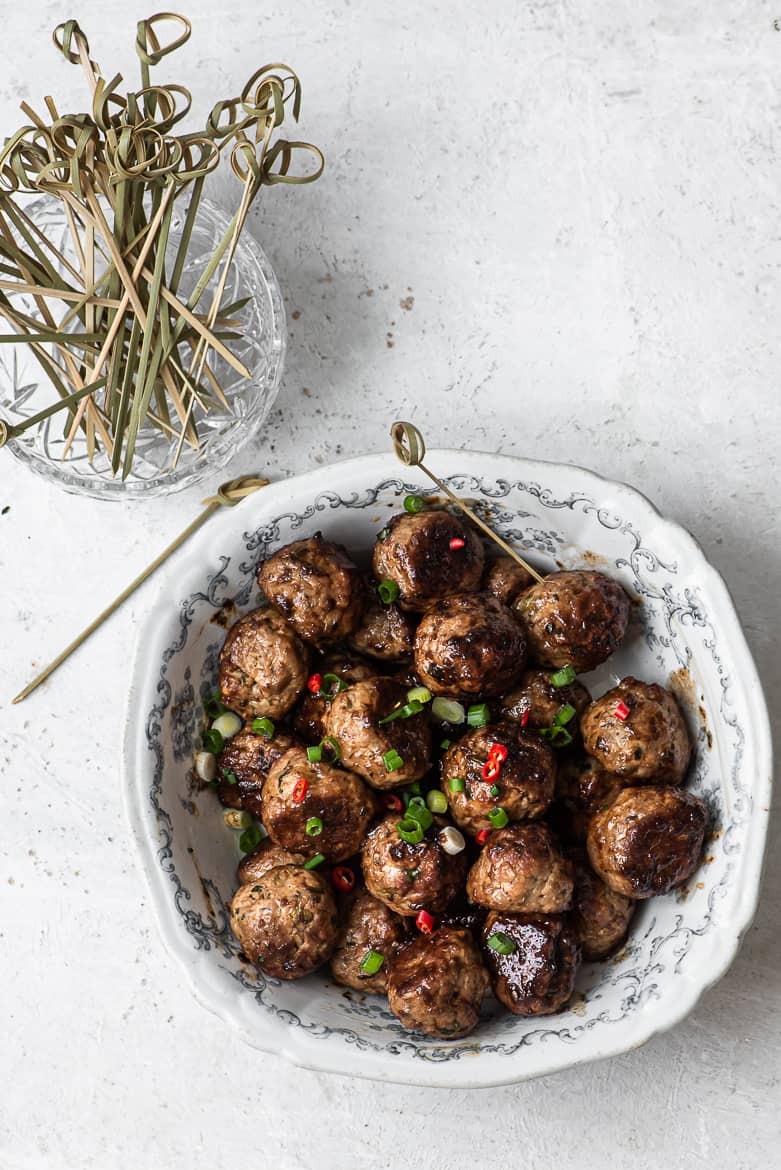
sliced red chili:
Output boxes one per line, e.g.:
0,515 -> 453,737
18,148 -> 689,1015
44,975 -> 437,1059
614,701 -> 630,721
449,537 -> 466,550
475,828 -> 491,846
307,673 -> 323,694
481,757 -> 501,782
521,710 -> 530,728
416,909 -> 435,934
332,865 -> 355,892
383,793 -> 404,813
292,777 -> 309,803
488,743 -> 508,764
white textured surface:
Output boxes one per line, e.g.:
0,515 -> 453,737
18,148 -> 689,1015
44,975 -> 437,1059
0,1 -> 779,1166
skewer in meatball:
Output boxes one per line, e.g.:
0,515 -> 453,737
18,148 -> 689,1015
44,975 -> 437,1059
219,607 -> 311,721
414,593 -> 527,699
361,814 -> 467,916
386,926 -> 489,1039
258,533 -> 366,648
581,677 -> 691,785
229,865 -> 338,978
330,889 -> 408,994
217,728 -> 300,815
372,510 -> 484,612
466,823 -> 574,914
513,569 -> 630,671
482,912 -> 581,1016
500,668 -> 591,733
483,557 -> 536,605
325,677 -> 433,789
568,849 -> 635,960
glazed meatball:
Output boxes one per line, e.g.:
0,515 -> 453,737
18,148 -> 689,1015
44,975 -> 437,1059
292,653 -> 376,743
229,865 -> 338,978
330,889 -> 408,994
258,533 -> 366,647
349,592 -> 417,663
549,753 -> 625,844
386,927 -> 489,1039
237,840 -> 307,884
414,593 -> 527,699
581,678 -> 692,785
568,850 -> 635,960
440,723 -> 556,836
217,729 -> 300,815
482,913 -> 581,1016
466,823 -> 574,914
483,557 -> 535,605
219,607 -> 310,721
361,814 -> 468,916
372,510 -> 484,612
500,668 -> 591,732
262,746 -> 375,862
325,677 -> 433,789
587,785 -> 708,899
513,569 -> 630,671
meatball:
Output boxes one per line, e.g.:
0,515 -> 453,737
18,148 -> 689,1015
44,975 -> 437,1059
372,510 -> 484,612
361,814 -> 468,916
386,926 -> 489,1039
330,889 -> 408,994
219,607 -> 310,720
414,593 -> 527,699
482,912 -> 581,1016
513,569 -> 630,671
217,729 -> 300,815
237,840 -> 307,884
581,677 -> 692,785
258,533 -> 366,647
229,865 -> 338,978
500,668 -> 591,732
568,850 -> 635,960
483,557 -> 535,605
549,753 -> 625,844
440,722 -> 556,836
587,785 -> 708,898
262,746 -> 375,862
324,677 -> 433,789
349,592 -> 417,663
292,653 -> 376,744
466,823 -> 574,914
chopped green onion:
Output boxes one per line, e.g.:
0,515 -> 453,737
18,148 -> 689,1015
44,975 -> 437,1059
378,579 -> 400,604
467,703 -> 491,728
251,717 -> 275,739
555,704 -> 577,726
403,494 -> 424,513
202,728 -> 224,754
304,853 -> 325,869
407,686 -> 432,705
396,818 -> 424,844
489,784 -> 500,798
449,776 -> 466,793
224,809 -> 252,829
405,797 -> 433,831
377,527 -> 390,542
204,689 -> 225,719
307,745 -> 323,763
426,790 -> 448,814
487,931 -> 517,955
320,673 -> 348,698
221,768 -> 239,785
378,699 -> 424,725
550,665 -> 577,688
383,749 -> 404,773
406,781 -> 422,796
440,739 -> 452,750
207,778 -> 219,792
540,725 -> 574,748
321,735 -> 341,760
431,697 -> 466,724
488,807 -> 509,828
359,949 -> 385,974
212,711 -> 243,740
238,824 -> 263,853
306,816 -> 323,837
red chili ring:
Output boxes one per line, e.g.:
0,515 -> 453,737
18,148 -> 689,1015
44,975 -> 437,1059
383,793 -> 404,813
307,673 -> 323,694
481,757 -> 501,782
488,743 -> 508,764
475,829 -> 491,846
449,537 -> 466,550
614,701 -> 630,721
332,865 -> 355,892
292,777 -> 309,803
520,710 -> 530,728
416,909 -> 435,934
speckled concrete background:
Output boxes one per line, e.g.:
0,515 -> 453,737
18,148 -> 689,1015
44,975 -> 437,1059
1,2 -> 779,1166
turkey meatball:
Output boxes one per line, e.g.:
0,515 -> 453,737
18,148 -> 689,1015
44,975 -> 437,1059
587,785 -> 708,898
581,677 -> 691,784
292,653 -> 376,743
349,592 -> 417,663
466,823 -> 574,914
387,926 -> 489,1039
217,729 -> 300,815
549,753 -> 625,844
482,912 -> 580,1016
229,865 -> 338,978
513,569 -> 630,671
258,533 -> 366,647
568,849 -> 635,960
324,677 -> 433,789
483,556 -> 536,605
414,593 -> 527,699
262,746 -> 375,862
237,840 -> 307,885
440,723 -> 556,836
361,814 -> 467,916
219,607 -> 310,721
372,510 -> 484,612
330,889 -> 408,994
500,668 -> 591,733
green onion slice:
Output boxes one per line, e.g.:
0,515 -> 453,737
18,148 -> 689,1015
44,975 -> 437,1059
396,818 -> 424,844
440,738 -> 452,750
426,790 -> 448,814
202,728 -> 224,754
204,689 -> 225,719
406,686 -> 432,706
403,494 -> 424,513
466,703 -> 490,728
378,699 -> 424,725
487,931 -> 517,955
320,735 -> 341,760
405,797 -> 433,831
540,725 -> 574,748
306,745 -> 323,763
306,816 -> 323,837
251,717 -> 275,739
221,768 -> 238,785
554,703 -> 577,726
383,749 -> 404,773
431,697 -> 466,724
320,673 -> 348,698
488,807 -> 509,828
378,579 -> 400,604
303,853 -> 326,870
238,824 -> 263,854
550,665 -> 577,688
489,783 -> 499,798
449,776 -> 466,793
359,949 -> 385,974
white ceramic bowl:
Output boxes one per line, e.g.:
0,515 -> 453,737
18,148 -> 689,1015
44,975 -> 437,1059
122,450 -> 772,1087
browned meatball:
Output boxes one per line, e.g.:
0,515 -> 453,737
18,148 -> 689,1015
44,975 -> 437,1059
440,723 -> 556,836
262,746 -> 375,862
550,753 -> 625,844
330,889 -> 408,994
581,678 -> 692,784
292,653 -> 376,743
500,668 -> 591,732
229,865 -> 338,978
587,786 -> 708,898
361,814 -> 468,916
237,840 -> 307,884
219,607 -> 310,721
482,912 -> 581,1016
258,533 -> 366,647
349,592 -> 417,663
414,593 -> 527,699
513,569 -> 630,671
483,557 -> 535,605
466,823 -> 574,913
324,677 -> 433,789
568,850 -> 635,960
372,510 -> 484,612
386,927 -> 489,1039
217,729 -> 300,815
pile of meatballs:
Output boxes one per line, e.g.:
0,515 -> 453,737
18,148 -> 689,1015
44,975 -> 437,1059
213,505 -> 708,1040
